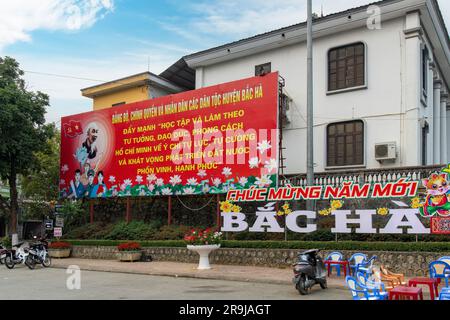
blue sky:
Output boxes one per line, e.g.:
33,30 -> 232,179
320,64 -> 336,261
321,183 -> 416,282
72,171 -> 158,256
1,0 -> 449,125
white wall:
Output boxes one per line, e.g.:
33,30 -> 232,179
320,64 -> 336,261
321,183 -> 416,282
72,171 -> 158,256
448,108 -> 450,162
197,18 -> 417,173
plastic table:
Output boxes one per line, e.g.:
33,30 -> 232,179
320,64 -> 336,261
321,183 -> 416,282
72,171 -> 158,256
408,277 -> 439,300
324,260 -> 350,277
389,286 -> 424,300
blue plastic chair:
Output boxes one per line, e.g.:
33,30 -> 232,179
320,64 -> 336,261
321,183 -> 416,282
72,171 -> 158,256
356,256 -> 378,276
349,253 -> 368,276
439,257 -> 450,275
439,293 -> 450,300
345,276 -> 383,301
326,252 -> 344,276
429,261 -> 450,288
356,272 -> 388,300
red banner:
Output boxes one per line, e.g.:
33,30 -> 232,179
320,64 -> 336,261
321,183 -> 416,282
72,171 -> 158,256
431,217 -> 450,235
60,73 -> 279,199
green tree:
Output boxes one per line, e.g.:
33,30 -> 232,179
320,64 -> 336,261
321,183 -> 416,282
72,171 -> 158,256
21,129 -> 60,202
0,56 -> 54,234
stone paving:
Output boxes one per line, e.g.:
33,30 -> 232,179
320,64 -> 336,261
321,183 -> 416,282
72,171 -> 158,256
51,258 -> 348,288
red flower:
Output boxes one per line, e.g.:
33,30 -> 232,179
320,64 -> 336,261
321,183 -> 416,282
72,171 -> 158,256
49,242 -> 72,249
117,242 -> 142,252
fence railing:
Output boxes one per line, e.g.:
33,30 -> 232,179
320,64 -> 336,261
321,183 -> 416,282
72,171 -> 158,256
279,165 -> 444,187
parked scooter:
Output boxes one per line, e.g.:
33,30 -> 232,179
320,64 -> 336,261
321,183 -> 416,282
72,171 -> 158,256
0,245 -> 6,265
292,249 -> 327,295
29,236 -> 51,267
4,242 -> 35,270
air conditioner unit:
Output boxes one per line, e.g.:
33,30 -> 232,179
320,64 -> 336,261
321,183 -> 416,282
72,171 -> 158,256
375,142 -> 397,161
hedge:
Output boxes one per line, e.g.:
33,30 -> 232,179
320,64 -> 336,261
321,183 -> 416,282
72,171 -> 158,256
65,240 -> 450,253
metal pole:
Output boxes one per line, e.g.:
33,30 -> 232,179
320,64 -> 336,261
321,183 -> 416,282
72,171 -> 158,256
168,196 -> 172,226
126,198 -> 131,223
216,194 -> 221,228
89,201 -> 94,224
306,0 -> 315,211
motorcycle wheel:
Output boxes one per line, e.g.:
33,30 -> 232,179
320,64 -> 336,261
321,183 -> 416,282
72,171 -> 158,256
42,255 -> 51,268
25,256 -> 36,270
320,280 -> 328,290
4,255 -> 15,269
296,275 -> 309,295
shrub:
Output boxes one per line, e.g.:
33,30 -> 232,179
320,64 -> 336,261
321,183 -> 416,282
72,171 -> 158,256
105,221 -> 156,240
1,236 -> 11,248
117,242 -> 141,251
49,241 -> 72,249
154,225 -> 192,240
63,240 -> 450,253
63,222 -> 115,240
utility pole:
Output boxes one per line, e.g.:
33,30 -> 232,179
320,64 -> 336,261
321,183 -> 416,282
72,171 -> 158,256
306,0 -> 314,211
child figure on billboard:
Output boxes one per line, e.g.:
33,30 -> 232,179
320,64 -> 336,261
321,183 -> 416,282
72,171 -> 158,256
85,169 -> 96,198
92,171 -> 108,198
68,169 -> 85,199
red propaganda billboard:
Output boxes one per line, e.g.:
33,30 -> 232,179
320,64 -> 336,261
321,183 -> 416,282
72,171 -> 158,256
60,72 -> 279,199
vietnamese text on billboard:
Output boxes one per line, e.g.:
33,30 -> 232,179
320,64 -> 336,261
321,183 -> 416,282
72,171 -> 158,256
60,72 -> 279,199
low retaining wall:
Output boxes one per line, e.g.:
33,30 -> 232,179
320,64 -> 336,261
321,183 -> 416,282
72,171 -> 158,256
71,246 -> 449,277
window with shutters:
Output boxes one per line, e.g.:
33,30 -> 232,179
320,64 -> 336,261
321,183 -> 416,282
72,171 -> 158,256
328,43 -> 366,92
327,120 -> 364,167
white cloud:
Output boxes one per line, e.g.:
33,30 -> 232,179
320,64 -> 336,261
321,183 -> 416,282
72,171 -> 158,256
0,0 -> 114,50
177,0 -> 449,40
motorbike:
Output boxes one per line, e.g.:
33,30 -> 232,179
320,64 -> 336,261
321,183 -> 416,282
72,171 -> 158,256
292,249 -> 327,295
29,236 -> 51,267
0,245 -> 6,265
4,242 -> 36,270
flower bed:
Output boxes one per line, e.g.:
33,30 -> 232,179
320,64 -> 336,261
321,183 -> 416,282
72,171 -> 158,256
49,241 -> 72,249
118,242 -> 142,252
117,242 -> 142,262
48,241 -> 72,258
184,228 -> 223,246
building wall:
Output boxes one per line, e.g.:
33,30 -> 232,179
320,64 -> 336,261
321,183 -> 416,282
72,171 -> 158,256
448,108 -> 450,161
93,86 -> 150,110
195,16 -> 447,173
151,85 -> 175,99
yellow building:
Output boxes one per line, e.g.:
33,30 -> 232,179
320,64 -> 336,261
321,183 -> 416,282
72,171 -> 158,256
81,71 -> 190,111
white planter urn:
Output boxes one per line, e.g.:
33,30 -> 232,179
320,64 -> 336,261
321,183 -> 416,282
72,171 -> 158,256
187,244 -> 221,270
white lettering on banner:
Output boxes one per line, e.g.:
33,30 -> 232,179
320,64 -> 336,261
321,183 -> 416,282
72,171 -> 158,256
380,209 -> 430,234
332,210 -> 377,234
286,211 -> 317,233
221,208 -> 430,235
249,212 -> 284,233
221,212 -> 248,232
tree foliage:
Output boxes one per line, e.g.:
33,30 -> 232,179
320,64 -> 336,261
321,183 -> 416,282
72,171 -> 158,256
21,128 -> 60,202
0,56 -> 54,232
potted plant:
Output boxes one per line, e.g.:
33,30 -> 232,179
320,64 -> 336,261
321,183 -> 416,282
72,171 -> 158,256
117,242 -> 142,262
185,228 -> 223,270
48,241 -> 72,258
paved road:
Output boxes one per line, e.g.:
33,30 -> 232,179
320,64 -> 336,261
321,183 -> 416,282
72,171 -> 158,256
0,265 -> 349,300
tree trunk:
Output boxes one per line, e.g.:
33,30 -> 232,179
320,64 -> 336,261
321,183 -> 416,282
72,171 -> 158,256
9,161 -> 18,234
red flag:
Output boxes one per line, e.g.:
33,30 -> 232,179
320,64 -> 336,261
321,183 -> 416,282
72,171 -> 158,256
63,120 -> 83,138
